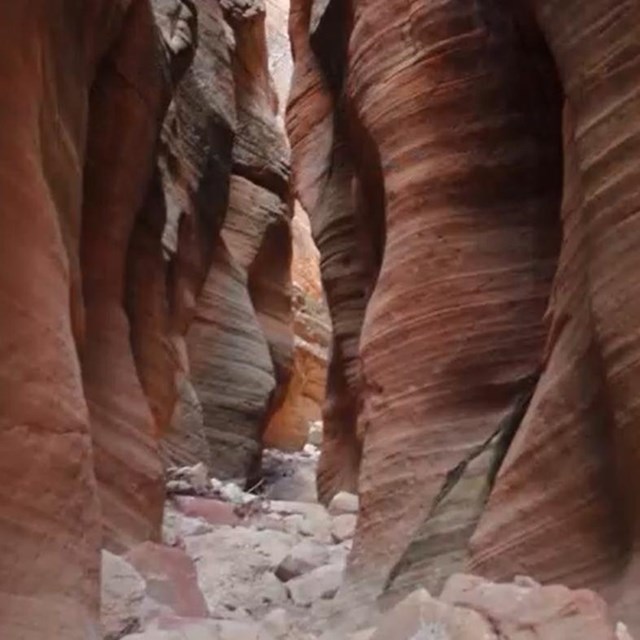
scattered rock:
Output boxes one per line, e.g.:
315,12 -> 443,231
210,479 -> 256,505
173,496 -> 242,527
286,562 -> 345,607
261,608 -> 291,638
347,631 -> 375,640
262,449 -> 318,503
441,573 -> 626,639
331,514 -> 357,542
514,575 -> 541,588
370,588 -> 493,640
262,500 -> 333,542
328,492 -> 359,515
184,526 -> 296,618
275,539 -> 330,582
121,619 -> 263,639
166,463 -> 210,496
303,443 -> 319,457
328,541 -> 351,566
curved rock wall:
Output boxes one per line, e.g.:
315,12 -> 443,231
288,0 -> 640,632
0,0 -> 295,636
0,2 -> 170,635
471,1 -> 640,629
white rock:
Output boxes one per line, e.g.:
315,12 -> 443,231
286,562 -> 345,607
307,421 -> 323,447
162,504 -> 212,545
189,462 -> 210,493
617,622 -> 633,640
514,575 -> 540,589
261,608 -> 290,638
167,463 -> 210,495
328,492 -> 359,515
303,443 -> 320,459
166,479 -> 194,494
347,630 -> 376,640
266,501 -> 333,542
184,526 -> 296,618
328,541 -> 352,566
298,514 -> 332,543
331,514 -> 357,542
221,482 -> 250,504
276,539 -> 331,581
101,550 -> 147,637
122,619 -> 263,640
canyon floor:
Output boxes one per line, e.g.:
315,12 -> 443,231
102,423 -> 359,640
101,421 -> 633,640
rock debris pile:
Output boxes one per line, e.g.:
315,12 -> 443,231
102,426 -> 631,640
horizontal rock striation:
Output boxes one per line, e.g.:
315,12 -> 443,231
0,0 -> 171,635
0,0 -> 295,636
289,0 -> 640,634
288,0 -> 385,505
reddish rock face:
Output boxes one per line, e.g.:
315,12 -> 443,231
470,1 -> 640,630
0,0 -> 294,636
289,0 -> 561,593
287,0 -> 640,633
0,1 -> 166,635
175,0 -> 295,479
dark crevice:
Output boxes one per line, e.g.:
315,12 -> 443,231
383,371 -> 540,596
231,161 -> 290,202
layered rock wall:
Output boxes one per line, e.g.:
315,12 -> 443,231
0,0 -> 294,637
0,2 -> 173,635
288,0 -> 640,632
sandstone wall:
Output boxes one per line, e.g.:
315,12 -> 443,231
0,0 -> 294,637
287,0 -> 640,632
0,2 -> 166,635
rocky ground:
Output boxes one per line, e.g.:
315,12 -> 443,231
102,421 -> 357,640
102,421 -> 634,640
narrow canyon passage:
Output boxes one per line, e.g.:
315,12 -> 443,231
2,0 -> 640,639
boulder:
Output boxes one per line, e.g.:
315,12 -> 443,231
441,574 -> 624,640
166,463 -> 210,496
183,526 -> 296,617
328,492 -> 359,516
275,539 -> 330,581
331,515 -> 357,543
369,588 -> 494,640
286,562 -> 345,606
121,619 -> 263,639
307,421 -> 324,447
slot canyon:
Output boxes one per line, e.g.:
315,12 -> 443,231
1,0 -> 640,638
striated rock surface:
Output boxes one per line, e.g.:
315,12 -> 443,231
288,0 -> 562,593
288,0 -> 379,504
0,0 -> 294,636
0,1 -> 171,636
264,228 -> 329,451
288,0 -> 640,634
178,0 -> 295,479
468,2 -> 640,631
